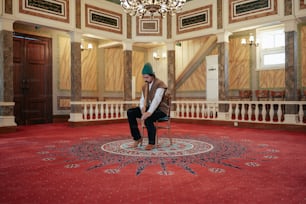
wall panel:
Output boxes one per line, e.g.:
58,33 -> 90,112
259,70 -> 285,88
229,36 -> 250,90
104,48 -> 123,92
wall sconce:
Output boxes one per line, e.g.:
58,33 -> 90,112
81,43 -> 93,51
153,52 -> 166,60
241,33 -> 259,47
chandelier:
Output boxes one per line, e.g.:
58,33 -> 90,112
120,0 -> 186,18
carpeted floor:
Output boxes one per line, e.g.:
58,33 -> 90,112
0,122 -> 305,204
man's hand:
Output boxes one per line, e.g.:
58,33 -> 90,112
141,107 -> 146,114
141,112 -> 152,121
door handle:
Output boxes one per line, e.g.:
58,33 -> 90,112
21,79 -> 30,89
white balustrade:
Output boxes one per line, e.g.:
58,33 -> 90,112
172,101 -> 305,125
69,100 -> 306,126
70,101 -> 139,121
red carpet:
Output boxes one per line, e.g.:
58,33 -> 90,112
0,122 -> 305,204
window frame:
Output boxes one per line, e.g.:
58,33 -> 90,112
256,25 -> 285,71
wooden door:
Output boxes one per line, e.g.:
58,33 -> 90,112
13,33 -> 52,125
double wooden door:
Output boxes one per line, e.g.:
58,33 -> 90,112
13,33 -> 52,125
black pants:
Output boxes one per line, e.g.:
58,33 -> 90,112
127,107 -> 166,145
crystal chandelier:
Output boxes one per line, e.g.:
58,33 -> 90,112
120,0 -> 186,18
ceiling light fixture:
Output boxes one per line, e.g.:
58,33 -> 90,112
120,0 -> 186,18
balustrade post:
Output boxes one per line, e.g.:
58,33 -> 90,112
120,103 -> 124,118
298,104 -> 304,124
95,103 -> 99,119
176,103 -> 181,118
269,103 -> 274,122
180,104 -> 184,118
277,104 -> 282,122
235,103 -> 239,120
110,104 -> 114,119
228,103 -> 233,120
241,103 -> 245,120
247,103 -> 252,121
100,104 -> 104,119
83,105 -> 88,120
262,104 -> 267,121
196,103 -> 200,118
255,104 -> 259,122
105,104 -> 109,119
186,104 -> 190,118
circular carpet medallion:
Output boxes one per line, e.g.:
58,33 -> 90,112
38,134 -> 280,176
101,138 -> 214,157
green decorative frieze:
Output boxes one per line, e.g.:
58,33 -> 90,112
91,13 -> 118,27
20,0 -> 69,22
235,0 -> 270,15
182,13 -> 206,27
27,0 -> 63,14
85,4 -> 122,34
229,0 -> 277,23
177,5 -> 212,34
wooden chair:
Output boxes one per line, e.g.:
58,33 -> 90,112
142,94 -> 172,147
255,90 -> 270,101
302,90 -> 306,101
239,90 -> 252,100
271,90 -> 285,101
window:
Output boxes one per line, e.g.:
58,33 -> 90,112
257,25 -> 285,70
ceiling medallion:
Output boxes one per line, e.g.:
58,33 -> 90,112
120,0 -> 186,18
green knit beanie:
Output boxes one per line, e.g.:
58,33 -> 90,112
141,62 -> 154,75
